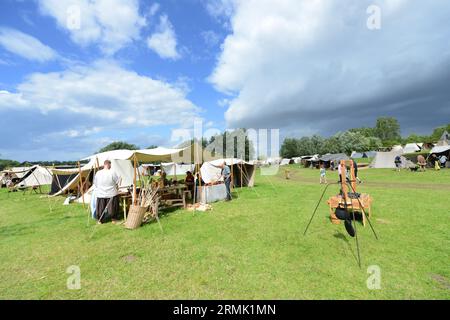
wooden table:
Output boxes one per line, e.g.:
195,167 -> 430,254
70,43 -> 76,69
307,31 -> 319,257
327,194 -> 372,226
158,185 -> 188,209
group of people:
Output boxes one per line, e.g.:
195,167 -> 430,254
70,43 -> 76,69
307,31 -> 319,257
92,160 -> 234,225
431,154 -> 448,170
319,159 -> 361,184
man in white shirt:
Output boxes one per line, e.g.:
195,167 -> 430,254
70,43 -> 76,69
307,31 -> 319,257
94,160 -> 120,224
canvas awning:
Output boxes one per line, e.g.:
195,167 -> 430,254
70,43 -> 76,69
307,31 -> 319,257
81,145 -> 196,164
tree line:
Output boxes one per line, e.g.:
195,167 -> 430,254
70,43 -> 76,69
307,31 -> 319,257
280,117 -> 450,158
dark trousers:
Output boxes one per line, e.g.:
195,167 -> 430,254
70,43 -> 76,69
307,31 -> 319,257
225,177 -> 232,200
96,196 -> 120,223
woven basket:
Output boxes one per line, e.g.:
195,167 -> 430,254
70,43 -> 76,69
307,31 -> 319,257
125,205 -> 147,230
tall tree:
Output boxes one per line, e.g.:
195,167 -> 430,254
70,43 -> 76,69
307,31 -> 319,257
98,141 -> 139,153
280,138 -> 299,158
375,117 -> 401,143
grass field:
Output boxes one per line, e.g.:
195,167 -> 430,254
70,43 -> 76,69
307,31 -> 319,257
1,166 -> 449,299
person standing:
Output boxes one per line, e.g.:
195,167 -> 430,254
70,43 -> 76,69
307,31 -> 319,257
440,154 -> 448,168
221,162 -> 232,201
94,160 -> 120,224
394,155 -> 402,172
185,171 -> 195,200
319,164 -> 327,184
352,159 -> 362,183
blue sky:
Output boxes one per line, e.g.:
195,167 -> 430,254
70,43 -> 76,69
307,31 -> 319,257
1,0 -> 450,161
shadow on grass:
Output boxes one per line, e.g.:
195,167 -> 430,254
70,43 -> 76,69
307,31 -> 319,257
333,231 -> 359,265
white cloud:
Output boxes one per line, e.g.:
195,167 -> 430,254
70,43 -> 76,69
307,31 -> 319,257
209,0 -> 450,134
149,3 -> 160,16
201,30 -> 221,48
205,0 -> 236,28
38,0 -> 146,55
0,61 -> 203,159
0,27 -> 57,62
0,60 -> 201,126
147,15 -> 180,60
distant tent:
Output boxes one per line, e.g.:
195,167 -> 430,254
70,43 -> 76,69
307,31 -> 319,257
364,151 -> 377,158
403,143 -> 421,154
161,163 -> 195,176
351,152 -> 365,159
436,131 -> 449,147
301,155 -> 320,167
280,158 -> 293,166
370,151 -> 405,169
292,157 -> 302,164
319,153 -> 350,169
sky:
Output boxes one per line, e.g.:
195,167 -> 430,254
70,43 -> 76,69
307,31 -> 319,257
0,0 -> 449,161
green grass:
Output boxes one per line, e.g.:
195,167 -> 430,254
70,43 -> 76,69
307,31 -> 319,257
1,166 -> 449,299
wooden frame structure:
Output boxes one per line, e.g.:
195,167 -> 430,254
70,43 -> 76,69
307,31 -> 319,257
328,160 -> 373,226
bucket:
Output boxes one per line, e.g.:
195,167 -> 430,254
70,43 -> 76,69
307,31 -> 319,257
125,205 -> 147,230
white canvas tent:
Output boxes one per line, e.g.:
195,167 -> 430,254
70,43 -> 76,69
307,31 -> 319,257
280,159 -> 293,166
403,143 -> 421,154
17,165 -> 53,188
370,151 -> 405,169
200,158 -> 256,187
161,163 -> 195,176
50,159 -> 134,198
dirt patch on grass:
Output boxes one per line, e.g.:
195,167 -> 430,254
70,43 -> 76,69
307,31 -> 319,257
430,274 -> 450,290
122,254 -> 137,263
376,218 -> 391,224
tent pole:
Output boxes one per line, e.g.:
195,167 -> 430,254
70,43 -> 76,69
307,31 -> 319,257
231,159 -> 234,191
240,162 -> 243,189
78,161 -> 86,209
133,154 -> 137,206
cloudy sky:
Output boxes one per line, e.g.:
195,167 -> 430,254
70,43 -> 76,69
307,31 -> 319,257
0,0 -> 449,161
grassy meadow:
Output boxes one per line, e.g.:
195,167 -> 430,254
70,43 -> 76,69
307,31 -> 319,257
0,166 -> 449,299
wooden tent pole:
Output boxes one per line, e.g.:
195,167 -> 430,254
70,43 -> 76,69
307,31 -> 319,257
78,161 -> 86,209
133,154 -> 137,205
340,160 -> 348,203
231,159 -> 234,191
240,162 -> 243,188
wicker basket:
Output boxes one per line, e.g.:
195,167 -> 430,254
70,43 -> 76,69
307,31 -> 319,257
125,205 -> 147,230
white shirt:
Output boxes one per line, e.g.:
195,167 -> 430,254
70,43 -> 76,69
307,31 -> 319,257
94,169 -> 119,198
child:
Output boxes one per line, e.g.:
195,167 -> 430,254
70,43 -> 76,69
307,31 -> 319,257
320,164 -> 327,184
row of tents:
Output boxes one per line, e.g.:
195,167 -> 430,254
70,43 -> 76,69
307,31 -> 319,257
1,145 -> 257,204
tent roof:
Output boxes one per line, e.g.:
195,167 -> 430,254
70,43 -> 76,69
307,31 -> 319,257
81,145 -> 195,164
208,158 -> 252,166
430,145 -> 450,154
403,143 -> 421,153
364,151 -> 377,158
320,153 -> 349,162
351,152 -> 364,158
391,145 -> 404,152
